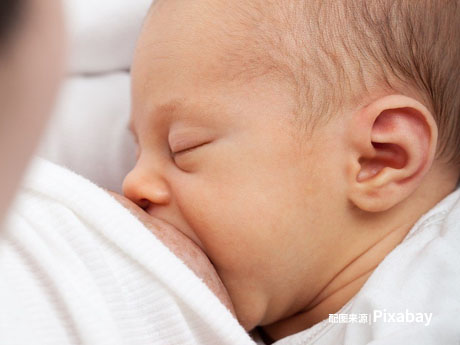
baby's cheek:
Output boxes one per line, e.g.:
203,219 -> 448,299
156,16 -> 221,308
172,163 -> 271,266
173,148 -> 211,173
185,198 -> 252,265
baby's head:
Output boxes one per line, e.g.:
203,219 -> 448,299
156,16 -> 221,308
124,0 -> 460,335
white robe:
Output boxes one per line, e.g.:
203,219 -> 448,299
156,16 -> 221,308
0,158 -> 256,345
268,188 -> 460,345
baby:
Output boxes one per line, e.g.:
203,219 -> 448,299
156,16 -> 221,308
123,0 -> 460,343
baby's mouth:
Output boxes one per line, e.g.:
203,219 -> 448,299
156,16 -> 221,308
109,192 -> 235,315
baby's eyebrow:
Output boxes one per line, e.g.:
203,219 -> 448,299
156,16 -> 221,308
125,100 -> 187,138
128,99 -> 229,141
151,99 -> 226,127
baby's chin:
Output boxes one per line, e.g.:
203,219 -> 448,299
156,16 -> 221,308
108,192 -> 235,316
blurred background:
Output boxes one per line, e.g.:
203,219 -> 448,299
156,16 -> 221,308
38,0 -> 153,192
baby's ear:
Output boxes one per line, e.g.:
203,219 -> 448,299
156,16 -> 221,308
346,95 -> 438,212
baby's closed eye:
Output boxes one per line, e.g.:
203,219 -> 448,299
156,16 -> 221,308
170,138 -> 213,156
168,127 -> 216,170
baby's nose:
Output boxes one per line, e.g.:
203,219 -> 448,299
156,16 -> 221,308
122,168 -> 171,209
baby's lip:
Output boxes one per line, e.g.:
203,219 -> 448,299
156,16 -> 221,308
144,211 -> 206,252
109,192 -> 235,315
107,192 -> 180,234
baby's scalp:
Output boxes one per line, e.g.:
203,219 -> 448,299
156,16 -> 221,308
161,0 -> 460,165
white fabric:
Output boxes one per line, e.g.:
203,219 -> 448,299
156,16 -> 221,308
271,189 -> 460,345
38,0 -> 152,191
38,73 -> 136,193
64,0 -> 152,74
0,158 -> 256,345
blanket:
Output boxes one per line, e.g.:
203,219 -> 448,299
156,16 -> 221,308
64,0 -> 152,74
39,0 -> 153,192
39,73 -> 136,193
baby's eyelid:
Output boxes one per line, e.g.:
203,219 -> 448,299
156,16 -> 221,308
171,140 -> 211,156
168,129 -> 211,152
170,138 -> 194,153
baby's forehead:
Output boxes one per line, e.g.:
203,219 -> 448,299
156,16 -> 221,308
145,0 -> 290,84
140,0 -> 352,133
133,1 -> 308,131
130,98 -> 233,136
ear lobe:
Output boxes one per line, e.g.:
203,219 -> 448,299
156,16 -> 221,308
349,95 -> 438,212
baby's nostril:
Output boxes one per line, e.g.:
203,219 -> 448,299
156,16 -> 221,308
138,198 -> 150,210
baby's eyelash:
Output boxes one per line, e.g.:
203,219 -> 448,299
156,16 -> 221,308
171,141 -> 211,157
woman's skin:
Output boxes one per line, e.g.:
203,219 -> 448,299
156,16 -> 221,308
0,0 -> 66,222
110,192 -> 235,314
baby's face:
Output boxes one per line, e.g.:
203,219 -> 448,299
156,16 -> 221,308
124,0 -> 346,330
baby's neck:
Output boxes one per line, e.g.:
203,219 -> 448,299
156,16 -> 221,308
261,164 -> 458,342
261,222 -> 410,342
